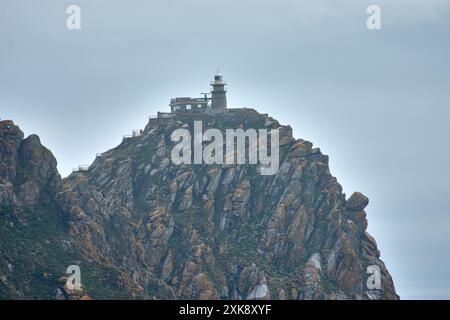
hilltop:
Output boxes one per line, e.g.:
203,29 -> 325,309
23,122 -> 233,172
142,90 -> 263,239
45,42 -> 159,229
0,109 -> 398,299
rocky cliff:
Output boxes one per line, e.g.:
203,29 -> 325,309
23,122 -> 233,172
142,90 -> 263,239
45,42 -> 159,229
0,120 -> 131,299
0,109 -> 398,299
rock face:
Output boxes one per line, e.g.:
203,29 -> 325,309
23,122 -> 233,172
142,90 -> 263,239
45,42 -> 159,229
0,120 -> 130,299
0,109 -> 398,299
0,120 -> 60,214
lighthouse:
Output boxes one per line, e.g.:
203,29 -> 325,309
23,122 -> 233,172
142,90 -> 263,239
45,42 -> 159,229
210,70 -> 227,112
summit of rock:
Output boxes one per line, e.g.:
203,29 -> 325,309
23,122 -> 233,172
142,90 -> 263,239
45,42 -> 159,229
0,110 -> 398,299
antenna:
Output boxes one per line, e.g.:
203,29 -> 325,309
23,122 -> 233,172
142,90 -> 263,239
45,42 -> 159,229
200,92 -> 211,101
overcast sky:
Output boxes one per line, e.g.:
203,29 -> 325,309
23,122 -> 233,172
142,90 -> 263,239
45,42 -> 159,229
1,0 -> 450,299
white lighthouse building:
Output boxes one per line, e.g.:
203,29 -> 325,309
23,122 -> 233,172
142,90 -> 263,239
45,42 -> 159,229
210,71 -> 227,112
168,71 -> 228,114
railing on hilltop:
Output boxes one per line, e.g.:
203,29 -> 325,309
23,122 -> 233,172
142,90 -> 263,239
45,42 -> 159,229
72,165 -> 90,173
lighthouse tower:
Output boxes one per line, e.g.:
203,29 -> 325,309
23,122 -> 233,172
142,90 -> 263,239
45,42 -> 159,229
210,70 -> 227,112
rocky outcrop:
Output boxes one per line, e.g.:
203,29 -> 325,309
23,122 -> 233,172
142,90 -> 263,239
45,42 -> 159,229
0,120 -> 61,213
0,109 -> 398,299
0,120 -> 131,299
59,109 -> 398,300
